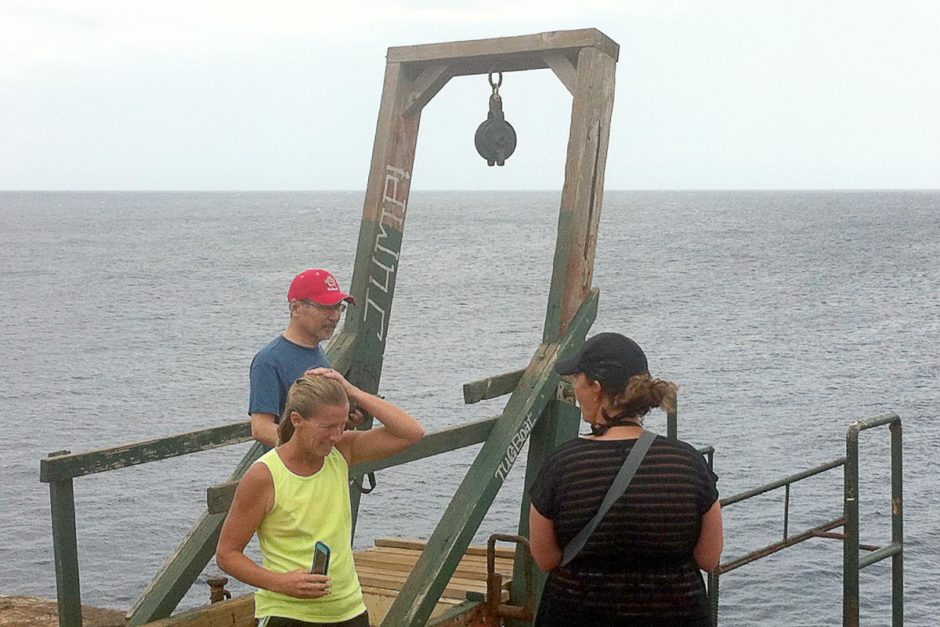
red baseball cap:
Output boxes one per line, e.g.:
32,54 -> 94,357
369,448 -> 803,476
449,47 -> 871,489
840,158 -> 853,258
287,269 -> 355,305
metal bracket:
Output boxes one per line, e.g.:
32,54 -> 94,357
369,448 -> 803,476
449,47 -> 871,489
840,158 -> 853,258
486,534 -> 534,622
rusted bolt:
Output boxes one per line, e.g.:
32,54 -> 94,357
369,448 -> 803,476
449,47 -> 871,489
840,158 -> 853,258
207,576 -> 231,603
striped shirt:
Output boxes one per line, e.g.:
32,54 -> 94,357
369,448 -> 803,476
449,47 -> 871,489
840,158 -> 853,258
530,434 -> 718,626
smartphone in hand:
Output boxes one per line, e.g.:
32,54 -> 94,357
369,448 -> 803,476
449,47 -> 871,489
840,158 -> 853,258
311,541 -> 331,576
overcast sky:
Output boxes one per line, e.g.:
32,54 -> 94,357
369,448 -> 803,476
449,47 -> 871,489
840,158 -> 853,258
2,0 -> 938,190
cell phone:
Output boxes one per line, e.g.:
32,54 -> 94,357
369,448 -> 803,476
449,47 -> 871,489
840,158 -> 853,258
311,541 -> 331,576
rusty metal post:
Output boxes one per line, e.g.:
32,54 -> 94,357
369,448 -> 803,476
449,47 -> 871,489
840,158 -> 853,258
487,534 -> 534,623
207,576 -> 231,604
707,570 -> 719,626
890,420 -> 903,627
844,413 -> 903,626
843,423 -> 860,626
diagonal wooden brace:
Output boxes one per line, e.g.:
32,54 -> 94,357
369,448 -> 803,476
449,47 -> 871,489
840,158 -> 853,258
380,290 -> 597,627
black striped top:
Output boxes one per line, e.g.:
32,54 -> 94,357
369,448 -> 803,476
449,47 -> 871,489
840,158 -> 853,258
530,434 -> 718,625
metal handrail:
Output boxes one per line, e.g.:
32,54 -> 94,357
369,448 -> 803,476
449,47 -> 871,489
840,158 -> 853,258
844,413 -> 902,627
707,454 -> 847,624
706,413 -> 903,627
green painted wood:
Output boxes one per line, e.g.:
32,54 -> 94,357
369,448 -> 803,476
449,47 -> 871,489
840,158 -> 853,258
380,292 -> 597,627
542,45 -> 617,343
353,415 -> 497,474
125,441 -> 265,625
509,304 -> 588,621
462,369 -> 525,405
126,512 -> 228,625
40,422 -> 252,482
206,481 -> 239,515
543,209 -> 573,342
207,416 -> 500,514
323,329 -> 357,375
425,600 -> 488,626
509,397 -> 583,623
343,59 -> 422,535
49,476 -> 82,627
507,41 -> 617,625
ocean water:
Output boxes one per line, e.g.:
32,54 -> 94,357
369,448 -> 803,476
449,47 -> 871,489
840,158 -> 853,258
1,190 -> 937,625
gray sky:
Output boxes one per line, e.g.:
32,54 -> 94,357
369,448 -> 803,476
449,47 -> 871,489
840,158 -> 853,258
2,0 -> 939,190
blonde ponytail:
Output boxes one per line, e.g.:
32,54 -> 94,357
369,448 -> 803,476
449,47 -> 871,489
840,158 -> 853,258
277,375 -> 348,445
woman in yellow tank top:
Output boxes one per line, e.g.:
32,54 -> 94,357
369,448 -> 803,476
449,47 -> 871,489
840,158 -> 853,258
217,369 -> 425,627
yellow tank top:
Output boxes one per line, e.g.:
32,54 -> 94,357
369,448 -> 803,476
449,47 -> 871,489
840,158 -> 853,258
254,447 -> 366,622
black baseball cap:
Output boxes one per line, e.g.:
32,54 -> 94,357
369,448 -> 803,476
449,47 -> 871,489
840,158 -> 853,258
555,332 -> 649,388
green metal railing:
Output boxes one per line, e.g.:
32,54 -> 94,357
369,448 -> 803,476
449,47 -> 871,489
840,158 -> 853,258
707,413 -> 902,626
844,413 -> 903,627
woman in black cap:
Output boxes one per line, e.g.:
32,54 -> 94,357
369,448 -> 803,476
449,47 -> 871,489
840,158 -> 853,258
529,332 -> 723,626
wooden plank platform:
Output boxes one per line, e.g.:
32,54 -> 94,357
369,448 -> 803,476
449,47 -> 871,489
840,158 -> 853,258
356,537 -> 512,625
357,538 -> 514,600
143,537 -> 514,626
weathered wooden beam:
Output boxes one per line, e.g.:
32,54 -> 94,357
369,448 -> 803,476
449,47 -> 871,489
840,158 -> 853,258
125,442 -> 264,625
403,63 -> 452,118
388,28 -> 619,68
381,291 -> 598,627
126,511 -> 229,625
342,55 -> 423,536
207,416 -> 501,514
426,600 -> 491,626
511,397 -> 583,617
40,422 -> 251,482
48,470 -> 82,627
143,594 -> 254,626
462,369 -> 525,405
543,46 -> 616,342
543,52 -> 578,96
507,41 -> 617,621
206,482 -> 238,515
323,329 -> 357,376
355,416 -> 497,474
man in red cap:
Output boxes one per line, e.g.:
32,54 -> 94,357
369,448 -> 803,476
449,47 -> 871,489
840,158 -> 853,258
248,269 -> 355,448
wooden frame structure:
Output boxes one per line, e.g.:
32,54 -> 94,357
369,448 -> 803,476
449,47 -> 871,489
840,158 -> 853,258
349,29 -> 619,626
39,28 -> 619,627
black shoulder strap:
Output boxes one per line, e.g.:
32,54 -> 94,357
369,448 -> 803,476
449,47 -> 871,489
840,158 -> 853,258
560,430 -> 657,567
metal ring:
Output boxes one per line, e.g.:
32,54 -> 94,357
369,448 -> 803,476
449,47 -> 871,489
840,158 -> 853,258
488,71 -> 503,89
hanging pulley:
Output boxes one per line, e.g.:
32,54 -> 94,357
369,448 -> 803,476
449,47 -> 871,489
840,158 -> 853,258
474,72 -> 517,166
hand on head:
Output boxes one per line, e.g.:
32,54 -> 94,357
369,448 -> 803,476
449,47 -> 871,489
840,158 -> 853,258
305,367 -> 352,391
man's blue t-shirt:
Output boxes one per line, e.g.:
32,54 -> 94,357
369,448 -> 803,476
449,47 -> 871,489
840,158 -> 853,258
248,335 -> 331,421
